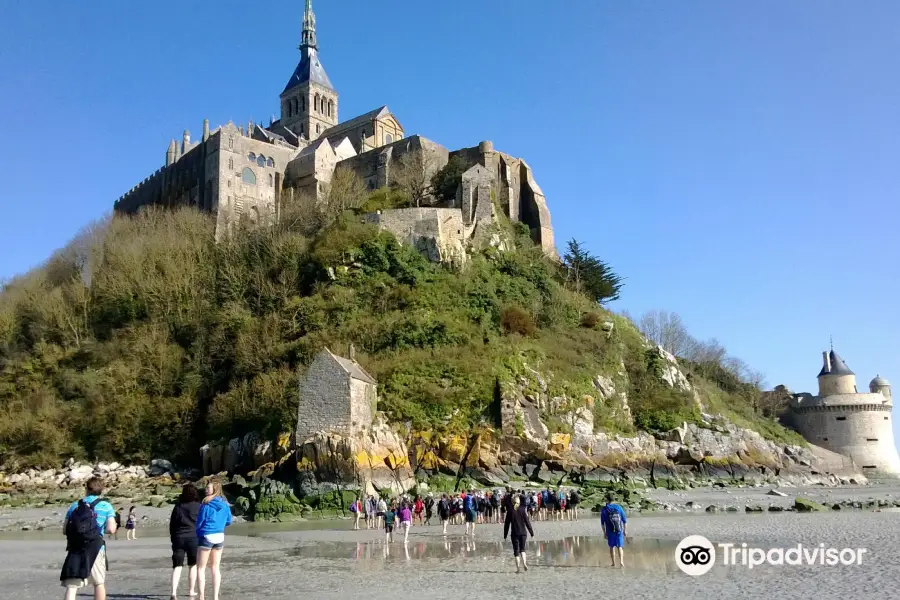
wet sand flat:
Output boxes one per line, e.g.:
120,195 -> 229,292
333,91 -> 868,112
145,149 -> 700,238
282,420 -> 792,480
0,511 -> 897,600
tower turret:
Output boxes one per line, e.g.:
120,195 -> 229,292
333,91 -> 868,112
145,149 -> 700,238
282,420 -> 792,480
182,130 -> 191,154
166,139 -> 176,166
870,375 -> 892,402
202,119 -> 210,142
817,348 -> 857,396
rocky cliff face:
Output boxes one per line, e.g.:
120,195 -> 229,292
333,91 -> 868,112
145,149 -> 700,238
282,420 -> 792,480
193,342 -> 865,498
296,415 -> 415,496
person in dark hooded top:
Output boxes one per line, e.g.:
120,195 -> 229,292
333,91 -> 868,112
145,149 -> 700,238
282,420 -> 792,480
169,483 -> 201,599
503,493 -> 535,573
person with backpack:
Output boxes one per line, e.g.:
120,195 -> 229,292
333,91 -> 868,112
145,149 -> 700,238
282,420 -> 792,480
113,509 -> 122,540
568,489 -> 580,521
438,494 -> 451,534
600,492 -> 627,568
424,493 -> 435,526
61,476 -> 117,600
463,490 -> 477,536
195,481 -> 232,600
503,493 -> 535,574
382,504 -> 396,543
169,483 -> 201,600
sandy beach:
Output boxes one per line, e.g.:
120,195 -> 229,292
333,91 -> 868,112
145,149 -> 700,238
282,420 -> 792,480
1,489 -> 897,600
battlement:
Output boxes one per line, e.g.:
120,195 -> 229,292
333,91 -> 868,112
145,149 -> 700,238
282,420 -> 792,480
792,403 -> 892,414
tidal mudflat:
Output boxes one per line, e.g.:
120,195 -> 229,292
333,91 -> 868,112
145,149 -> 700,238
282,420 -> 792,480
0,510 -> 896,600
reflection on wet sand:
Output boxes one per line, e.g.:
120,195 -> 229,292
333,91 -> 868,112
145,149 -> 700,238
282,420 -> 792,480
289,535 -> 680,573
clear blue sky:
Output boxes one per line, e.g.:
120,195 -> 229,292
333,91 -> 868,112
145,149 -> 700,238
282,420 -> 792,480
2,2 -> 898,409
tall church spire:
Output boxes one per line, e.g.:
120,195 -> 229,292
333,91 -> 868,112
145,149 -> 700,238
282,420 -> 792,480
300,0 -> 317,52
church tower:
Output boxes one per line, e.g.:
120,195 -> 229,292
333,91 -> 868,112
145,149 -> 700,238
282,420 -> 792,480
279,0 -> 339,141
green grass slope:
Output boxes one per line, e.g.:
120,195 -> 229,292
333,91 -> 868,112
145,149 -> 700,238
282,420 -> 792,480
0,207 -> 802,470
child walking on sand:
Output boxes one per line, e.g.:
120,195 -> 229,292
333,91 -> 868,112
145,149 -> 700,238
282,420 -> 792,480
125,506 -> 138,540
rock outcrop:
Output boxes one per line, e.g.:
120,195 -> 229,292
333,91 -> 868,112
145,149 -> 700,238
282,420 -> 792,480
296,416 -> 414,496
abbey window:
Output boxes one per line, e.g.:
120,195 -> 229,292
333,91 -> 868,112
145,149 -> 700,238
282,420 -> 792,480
242,167 -> 257,185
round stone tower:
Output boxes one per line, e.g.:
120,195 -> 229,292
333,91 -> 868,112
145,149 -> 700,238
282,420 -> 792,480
791,349 -> 900,477
870,375 -> 892,401
478,140 -> 494,154
817,350 -> 857,395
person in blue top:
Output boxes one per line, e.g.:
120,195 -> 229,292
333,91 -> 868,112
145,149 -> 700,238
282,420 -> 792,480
600,492 -> 627,568
195,481 -> 232,600
463,491 -> 477,536
61,476 -> 117,600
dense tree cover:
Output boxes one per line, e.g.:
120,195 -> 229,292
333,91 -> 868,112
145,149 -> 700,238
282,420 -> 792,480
0,201 -> 797,469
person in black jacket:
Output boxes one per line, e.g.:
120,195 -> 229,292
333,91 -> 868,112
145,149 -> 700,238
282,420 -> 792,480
169,483 -> 201,600
503,493 -> 535,573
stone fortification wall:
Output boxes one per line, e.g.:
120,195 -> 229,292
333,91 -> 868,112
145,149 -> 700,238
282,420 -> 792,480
450,142 -> 556,257
114,137 -> 211,215
792,395 -> 900,475
365,208 -> 469,265
296,352 -> 352,445
337,135 -> 449,192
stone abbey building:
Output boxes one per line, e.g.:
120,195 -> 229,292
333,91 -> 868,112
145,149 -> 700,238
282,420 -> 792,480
789,349 -> 900,477
113,0 -> 555,259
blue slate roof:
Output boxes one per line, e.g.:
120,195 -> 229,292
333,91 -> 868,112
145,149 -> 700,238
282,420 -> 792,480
283,50 -> 333,93
818,350 -> 855,377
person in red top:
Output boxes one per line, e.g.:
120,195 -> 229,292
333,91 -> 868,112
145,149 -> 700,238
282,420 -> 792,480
413,496 -> 425,525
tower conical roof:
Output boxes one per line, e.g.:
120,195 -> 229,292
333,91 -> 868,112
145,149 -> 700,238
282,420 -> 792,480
817,350 -> 855,377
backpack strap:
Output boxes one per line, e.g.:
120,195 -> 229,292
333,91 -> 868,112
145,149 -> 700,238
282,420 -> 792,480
88,498 -> 104,509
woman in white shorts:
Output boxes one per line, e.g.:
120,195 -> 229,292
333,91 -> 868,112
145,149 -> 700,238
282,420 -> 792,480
195,481 -> 232,600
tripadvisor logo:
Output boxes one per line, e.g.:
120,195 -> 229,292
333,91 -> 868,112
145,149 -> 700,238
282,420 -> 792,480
676,535 -> 716,576
675,535 -> 868,576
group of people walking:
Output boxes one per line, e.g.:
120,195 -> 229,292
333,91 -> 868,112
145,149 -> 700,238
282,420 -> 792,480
353,485 -> 625,573
353,486 -> 583,537
59,475 -> 626,600
60,476 -> 233,600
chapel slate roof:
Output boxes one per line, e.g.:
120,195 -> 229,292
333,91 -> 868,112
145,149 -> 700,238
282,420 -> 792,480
327,349 -> 377,384
321,106 -> 390,139
818,350 -> 855,377
283,50 -> 334,93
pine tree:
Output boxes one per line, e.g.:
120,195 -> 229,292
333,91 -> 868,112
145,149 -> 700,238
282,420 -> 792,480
562,239 -> 624,304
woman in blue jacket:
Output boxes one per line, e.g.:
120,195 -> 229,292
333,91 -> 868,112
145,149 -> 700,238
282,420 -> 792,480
195,481 -> 232,600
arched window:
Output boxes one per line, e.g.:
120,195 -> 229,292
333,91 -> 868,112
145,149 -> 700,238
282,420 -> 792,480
268,173 -> 274,186
266,157 -> 275,168
329,100 -> 334,117
228,137 -> 233,150
301,97 -> 306,112
316,123 -> 320,134
228,158 -> 234,170
285,102 -> 291,118
257,155 -> 266,167
248,152 -> 256,162
314,94 -> 319,112
385,133 -> 393,144
242,167 -> 256,185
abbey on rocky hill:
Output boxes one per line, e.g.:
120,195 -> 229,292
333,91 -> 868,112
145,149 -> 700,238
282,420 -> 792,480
113,0 -> 555,260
